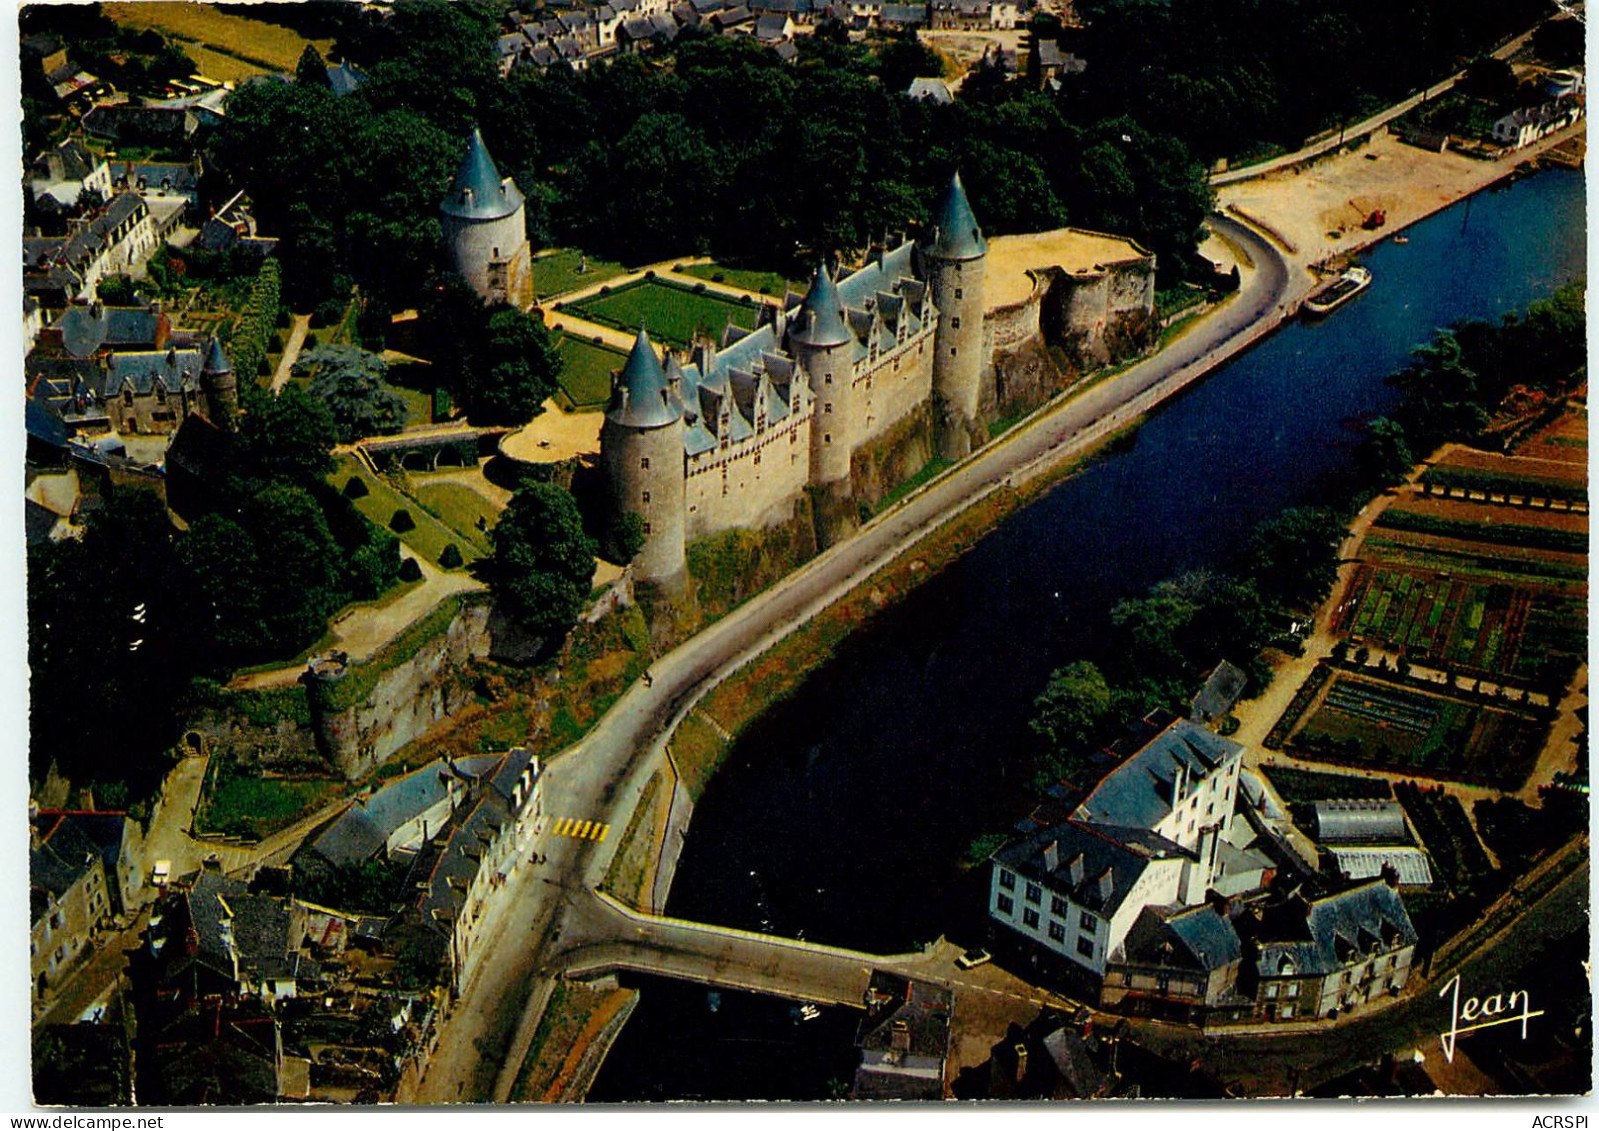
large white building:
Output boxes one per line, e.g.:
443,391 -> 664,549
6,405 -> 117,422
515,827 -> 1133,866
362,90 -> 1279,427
988,718 -> 1246,980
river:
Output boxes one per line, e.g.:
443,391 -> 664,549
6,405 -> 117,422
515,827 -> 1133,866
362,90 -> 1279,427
586,167 -> 1586,1102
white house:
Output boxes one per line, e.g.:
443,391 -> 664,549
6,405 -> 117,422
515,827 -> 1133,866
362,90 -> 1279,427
987,718 -> 1245,979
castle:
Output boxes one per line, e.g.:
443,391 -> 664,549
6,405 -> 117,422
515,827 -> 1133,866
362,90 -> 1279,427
441,130 -> 1158,592
597,172 -> 992,590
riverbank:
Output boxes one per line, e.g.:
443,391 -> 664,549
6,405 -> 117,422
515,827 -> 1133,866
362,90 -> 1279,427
1220,119 -> 1585,273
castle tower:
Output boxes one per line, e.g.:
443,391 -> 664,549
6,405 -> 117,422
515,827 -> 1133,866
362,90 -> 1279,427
601,328 -> 686,591
439,127 -> 532,308
923,171 -> 988,460
200,336 -> 237,431
789,263 -> 856,488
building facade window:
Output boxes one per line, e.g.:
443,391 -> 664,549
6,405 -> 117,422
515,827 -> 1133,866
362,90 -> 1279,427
1024,883 -> 1041,905
642,490 -> 651,504
1076,937 -> 1094,959
1284,982 -> 1300,998
1023,909 -> 1040,929
951,316 -> 960,329
1050,896 -> 1067,917
641,456 -> 650,469
997,895 -> 1013,915
999,869 -> 1016,891
1048,921 -> 1066,943
1079,912 -> 1097,933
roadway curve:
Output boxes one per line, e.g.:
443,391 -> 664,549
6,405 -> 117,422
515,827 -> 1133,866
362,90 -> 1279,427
411,212 -> 1301,1102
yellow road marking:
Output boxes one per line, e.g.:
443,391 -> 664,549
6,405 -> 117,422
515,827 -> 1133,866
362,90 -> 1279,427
575,820 -> 594,839
590,824 -> 610,841
554,818 -> 573,836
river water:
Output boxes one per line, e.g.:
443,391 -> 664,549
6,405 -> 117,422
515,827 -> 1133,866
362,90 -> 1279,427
587,168 -> 1586,1102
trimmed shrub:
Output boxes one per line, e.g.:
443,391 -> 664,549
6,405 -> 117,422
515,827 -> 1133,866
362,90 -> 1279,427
398,557 -> 423,582
438,543 -> 464,570
343,476 -> 369,499
693,282 -> 708,294
711,272 -> 725,283
390,509 -> 416,533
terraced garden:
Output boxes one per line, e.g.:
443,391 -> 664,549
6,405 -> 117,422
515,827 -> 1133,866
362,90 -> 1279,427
563,277 -> 764,349
1288,671 -> 1546,789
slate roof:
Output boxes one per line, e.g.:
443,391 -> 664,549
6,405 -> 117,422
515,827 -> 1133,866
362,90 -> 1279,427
1073,720 -> 1241,831
1190,659 -> 1247,721
993,819 -> 1186,917
416,790 -> 512,926
926,170 -> 986,261
27,355 -> 102,418
882,3 -> 928,21
440,128 -> 525,222
31,818 -> 104,924
115,161 -> 198,199
326,62 -> 368,96
790,264 -> 852,348
105,348 -> 203,397
36,812 -> 129,903
606,328 -> 682,428
1116,904 -> 1242,972
853,974 -> 952,1100
305,759 -> 467,870
754,12 -> 790,37
26,398 -> 70,448
1256,880 -> 1418,977
55,304 -> 163,358
204,336 -> 231,374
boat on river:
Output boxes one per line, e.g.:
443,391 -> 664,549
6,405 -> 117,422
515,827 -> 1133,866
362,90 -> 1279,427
1303,266 -> 1372,318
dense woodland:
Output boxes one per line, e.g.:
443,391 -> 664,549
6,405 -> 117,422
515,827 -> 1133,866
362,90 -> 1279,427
182,0 -> 1553,307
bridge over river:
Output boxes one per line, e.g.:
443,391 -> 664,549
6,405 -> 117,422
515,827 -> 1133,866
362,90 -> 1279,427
556,892 -> 946,1008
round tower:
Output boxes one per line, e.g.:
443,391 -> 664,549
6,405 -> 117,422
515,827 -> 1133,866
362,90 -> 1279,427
789,264 -> 857,488
922,171 -> 988,460
440,127 -> 532,308
600,328 -> 686,591
200,336 -> 238,431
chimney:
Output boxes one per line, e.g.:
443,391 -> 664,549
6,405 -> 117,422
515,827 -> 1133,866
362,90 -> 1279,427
1172,759 -> 1186,804
1013,1043 -> 1028,1084
1381,861 -> 1400,889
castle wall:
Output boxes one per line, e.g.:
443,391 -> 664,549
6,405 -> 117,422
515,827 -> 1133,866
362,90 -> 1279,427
305,600 -> 492,781
796,340 -> 855,486
926,254 -> 988,457
1048,255 -> 1156,364
685,409 -> 811,542
853,327 -> 935,451
442,207 -> 530,307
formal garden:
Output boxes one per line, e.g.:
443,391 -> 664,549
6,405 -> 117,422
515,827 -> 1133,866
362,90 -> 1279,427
552,331 -> 627,410
562,276 -> 765,349
533,247 -> 628,301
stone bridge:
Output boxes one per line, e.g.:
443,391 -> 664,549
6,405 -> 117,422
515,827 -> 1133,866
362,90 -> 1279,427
557,891 -> 939,1009
355,425 -> 513,472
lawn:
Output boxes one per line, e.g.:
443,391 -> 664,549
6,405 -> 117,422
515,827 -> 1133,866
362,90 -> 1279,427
533,248 -> 627,301
565,277 -> 763,349
103,2 -> 334,75
411,481 -> 497,553
553,332 -> 626,410
1260,765 -> 1393,803
196,759 -> 341,841
675,262 -> 804,298
330,453 -> 483,567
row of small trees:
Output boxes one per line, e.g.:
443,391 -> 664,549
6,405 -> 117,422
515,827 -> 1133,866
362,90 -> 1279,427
228,259 -> 283,381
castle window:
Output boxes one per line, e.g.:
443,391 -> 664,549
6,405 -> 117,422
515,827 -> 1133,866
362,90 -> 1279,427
950,347 -> 958,357
641,457 -> 651,470
825,375 -> 832,385
642,490 -> 651,504
951,317 -> 960,329
643,522 -> 652,535
824,433 -> 832,444
825,403 -> 833,414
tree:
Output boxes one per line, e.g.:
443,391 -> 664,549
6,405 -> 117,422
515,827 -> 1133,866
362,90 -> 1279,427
1246,507 -> 1346,610
296,43 -> 332,89
300,344 -> 408,441
236,384 -> 338,487
602,512 -> 648,566
177,513 -> 265,662
1358,416 -> 1414,487
244,484 -> 348,651
96,274 -> 138,304
486,483 -> 597,639
1030,660 -> 1113,754
456,307 -> 563,426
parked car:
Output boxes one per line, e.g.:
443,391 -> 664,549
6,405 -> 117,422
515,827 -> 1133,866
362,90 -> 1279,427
956,947 -> 992,969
